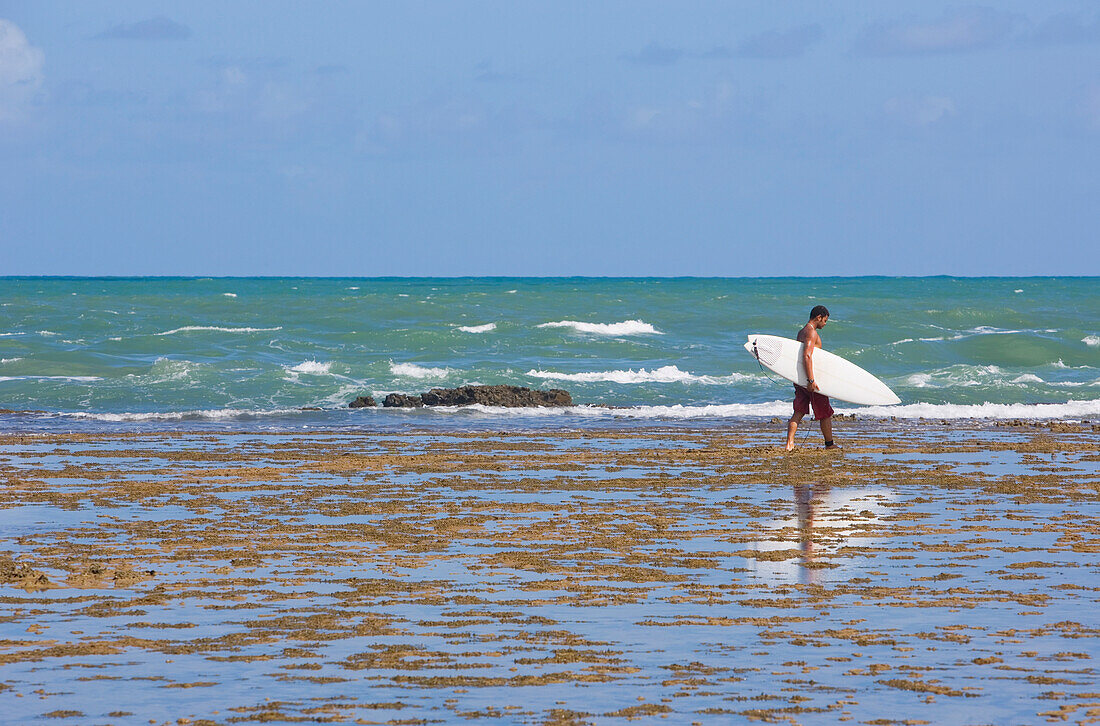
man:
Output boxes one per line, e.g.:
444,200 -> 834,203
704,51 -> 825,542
785,305 -> 839,451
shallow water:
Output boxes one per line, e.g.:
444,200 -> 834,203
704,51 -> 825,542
0,422 -> 1097,724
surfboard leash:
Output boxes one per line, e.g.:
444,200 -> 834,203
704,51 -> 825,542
749,340 -> 785,387
750,339 -> 815,445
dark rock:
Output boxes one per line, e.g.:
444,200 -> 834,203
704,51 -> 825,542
420,385 -> 571,408
371,385 -> 572,409
383,393 -> 424,408
347,396 -> 376,409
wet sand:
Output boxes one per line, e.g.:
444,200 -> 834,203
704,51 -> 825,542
0,420 -> 1097,725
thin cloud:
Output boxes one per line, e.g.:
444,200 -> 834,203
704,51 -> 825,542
734,24 -> 823,59
854,7 -> 1014,56
473,60 -> 521,83
203,56 -> 288,71
355,92 -> 545,156
698,46 -> 734,60
639,26 -> 822,63
1025,12 -> 1100,46
0,18 -> 44,122
884,95 -> 956,127
607,80 -> 768,145
1084,85 -> 1100,131
95,16 -> 192,41
623,41 -> 684,66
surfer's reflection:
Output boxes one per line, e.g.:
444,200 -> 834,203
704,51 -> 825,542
795,482 -> 829,585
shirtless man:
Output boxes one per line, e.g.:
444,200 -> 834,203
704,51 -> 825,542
785,305 -> 839,451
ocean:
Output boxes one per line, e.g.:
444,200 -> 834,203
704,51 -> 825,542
0,276 -> 1097,431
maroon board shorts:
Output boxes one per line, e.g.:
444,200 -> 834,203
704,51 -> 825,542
793,385 -> 834,420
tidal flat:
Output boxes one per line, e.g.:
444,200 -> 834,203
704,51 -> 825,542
0,422 -> 1097,725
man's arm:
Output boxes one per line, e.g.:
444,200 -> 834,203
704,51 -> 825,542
802,330 -> 819,392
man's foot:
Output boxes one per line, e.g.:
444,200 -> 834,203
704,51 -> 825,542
824,442 -> 841,451
785,443 -> 795,452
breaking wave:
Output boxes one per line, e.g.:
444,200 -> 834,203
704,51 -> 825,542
0,375 -> 101,383
57,408 -> 305,422
11,397 -> 1097,427
526,365 -> 757,385
155,326 -> 282,336
904,365 -> 1058,389
285,360 -> 333,375
365,399 -> 1100,420
390,362 -> 453,379
538,320 -> 662,336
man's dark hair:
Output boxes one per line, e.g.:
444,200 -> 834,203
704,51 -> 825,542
809,305 -> 829,320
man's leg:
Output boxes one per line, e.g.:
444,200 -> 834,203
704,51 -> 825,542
811,393 -> 837,449
786,412 -> 805,451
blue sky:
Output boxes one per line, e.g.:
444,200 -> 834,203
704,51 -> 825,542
1,2 -> 1098,275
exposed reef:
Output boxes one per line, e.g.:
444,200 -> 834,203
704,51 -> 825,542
348,385 -> 573,408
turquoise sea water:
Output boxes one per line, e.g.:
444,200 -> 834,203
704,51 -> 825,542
0,277 -> 1097,430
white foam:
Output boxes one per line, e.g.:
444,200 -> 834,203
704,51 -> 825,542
34,397 -> 1100,424
538,319 -> 662,336
0,375 -> 101,382
155,326 -> 282,336
967,326 -> 1025,336
138,358 -> 200,384
526,365 -> 757,385
843,400 -> 1100,420
400,401 -> 793,419
59,408 -> 304,422
1014,289 -> 1023,293
223,292 -> 237,298
902,364 -> 1032,389
902,326 -> 1053,345
1084,336 -> 1100,348
0,357 -> 22,364
317,383 -> 370,408
37,330 -> 58,336
286,360 -> 333,375
457,323 -> 497,333
395,398 -> 1100,421
390,362 -> 452,379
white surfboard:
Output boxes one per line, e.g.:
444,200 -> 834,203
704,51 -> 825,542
744,334 -> 901,406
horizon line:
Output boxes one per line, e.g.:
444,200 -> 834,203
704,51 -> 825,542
2,274 -> 1097,281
